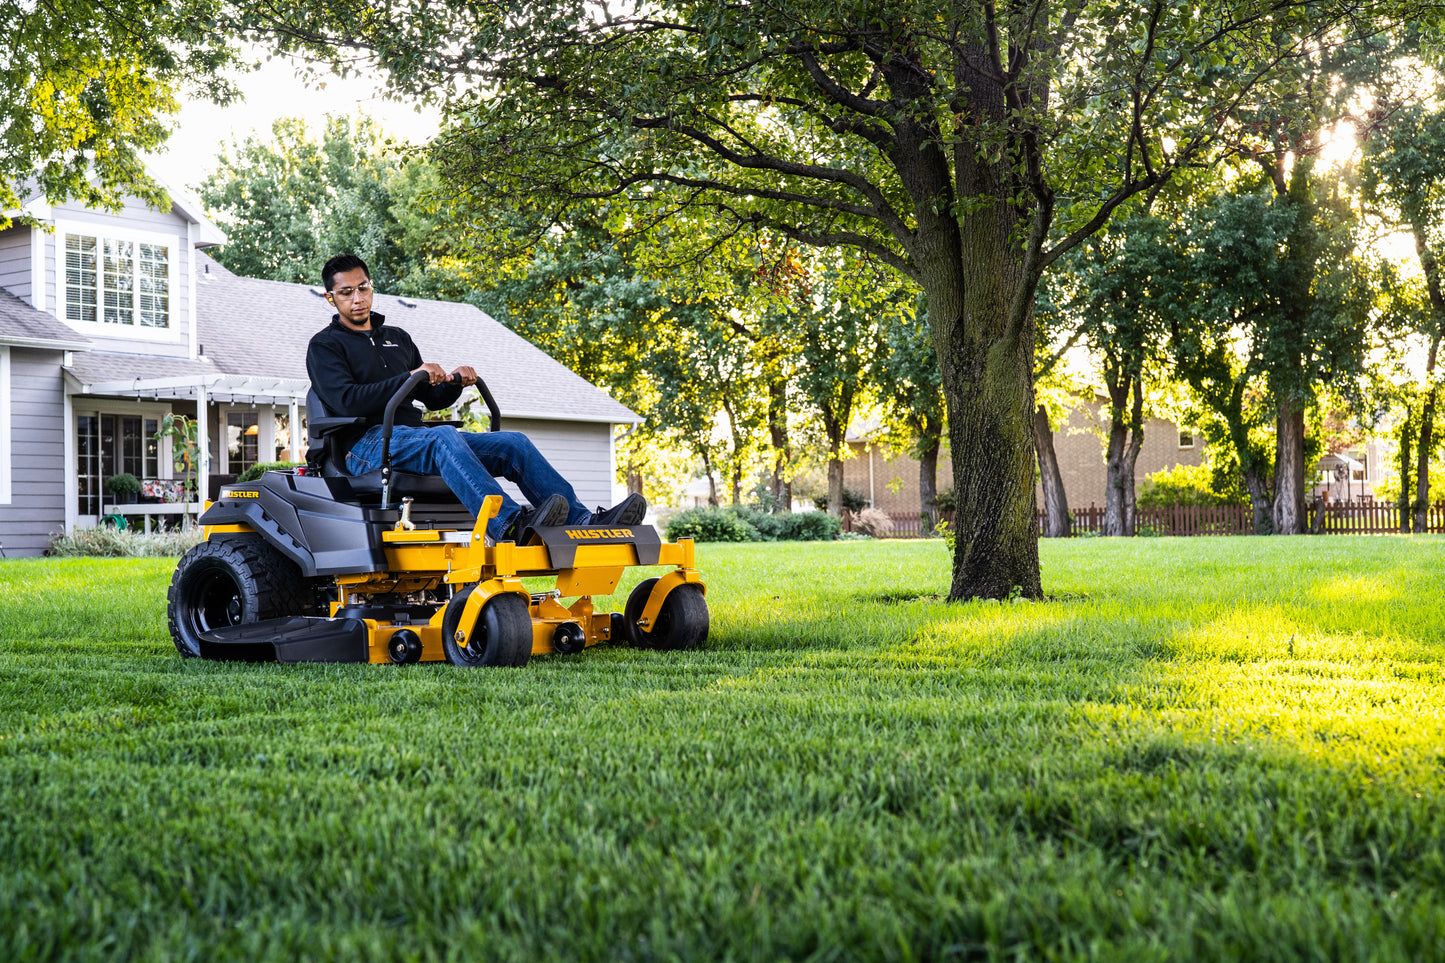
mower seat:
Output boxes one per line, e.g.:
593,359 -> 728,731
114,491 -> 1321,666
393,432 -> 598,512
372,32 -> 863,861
304,388 -> 462,503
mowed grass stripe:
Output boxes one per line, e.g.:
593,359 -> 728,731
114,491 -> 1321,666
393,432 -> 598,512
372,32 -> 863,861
2,536 -> 1444,961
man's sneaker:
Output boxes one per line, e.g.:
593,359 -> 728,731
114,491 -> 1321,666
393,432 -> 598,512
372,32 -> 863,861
504,493 -> 569,541
589,492 -> 647,527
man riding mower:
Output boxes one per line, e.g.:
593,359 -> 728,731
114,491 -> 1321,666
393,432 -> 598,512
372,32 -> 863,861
165,369 -> 708,666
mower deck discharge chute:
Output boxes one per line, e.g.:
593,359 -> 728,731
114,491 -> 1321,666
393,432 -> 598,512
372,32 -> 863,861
166,371 -> 707,666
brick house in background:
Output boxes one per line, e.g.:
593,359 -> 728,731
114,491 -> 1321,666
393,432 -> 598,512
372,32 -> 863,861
1041,401 -> 1205,511
842,398 -> 1203,519
840,424 -> 953,516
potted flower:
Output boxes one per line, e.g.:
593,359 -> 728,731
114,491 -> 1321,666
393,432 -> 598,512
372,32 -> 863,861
103,472 -> 142,505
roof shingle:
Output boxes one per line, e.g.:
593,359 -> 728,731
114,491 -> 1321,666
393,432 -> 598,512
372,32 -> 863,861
193,254 -> 637,423
0,288 -> 89,348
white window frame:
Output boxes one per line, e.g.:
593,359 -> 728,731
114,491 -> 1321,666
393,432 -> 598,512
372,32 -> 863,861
71,401 -> 178,509
1177,429 -> 1195,450
1,347 -> 11,505
56,220 -> 181,342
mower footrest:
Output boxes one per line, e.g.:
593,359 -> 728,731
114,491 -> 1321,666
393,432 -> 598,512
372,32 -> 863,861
199,617 -> 370,663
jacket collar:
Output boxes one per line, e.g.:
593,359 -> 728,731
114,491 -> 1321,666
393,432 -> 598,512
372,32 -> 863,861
329,312 -> 387,334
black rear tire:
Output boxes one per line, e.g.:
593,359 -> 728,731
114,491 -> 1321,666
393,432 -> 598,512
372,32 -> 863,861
625,578 -> 708,651
167,538 -> 310,658
442,589 -> 532,667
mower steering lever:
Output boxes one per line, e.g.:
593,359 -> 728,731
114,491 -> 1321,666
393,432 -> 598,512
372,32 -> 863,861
377,370 -> 502,510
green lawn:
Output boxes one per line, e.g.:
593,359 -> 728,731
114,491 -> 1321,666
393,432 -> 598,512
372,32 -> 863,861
1,537 -> 1443,961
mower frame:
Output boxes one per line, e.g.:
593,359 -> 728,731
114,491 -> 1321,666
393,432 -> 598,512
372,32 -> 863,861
168,370 -> 706,666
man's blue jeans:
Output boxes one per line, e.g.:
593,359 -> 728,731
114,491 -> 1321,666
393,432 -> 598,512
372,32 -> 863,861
345,425 -> 589,540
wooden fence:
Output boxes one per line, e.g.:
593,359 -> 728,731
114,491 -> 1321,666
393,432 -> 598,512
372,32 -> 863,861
839,509 -> 945,538
841,501 -> 1445,538
1071,503 -> 1255,536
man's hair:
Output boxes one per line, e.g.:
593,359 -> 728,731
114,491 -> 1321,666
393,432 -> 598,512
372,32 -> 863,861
322,254 -> 370,291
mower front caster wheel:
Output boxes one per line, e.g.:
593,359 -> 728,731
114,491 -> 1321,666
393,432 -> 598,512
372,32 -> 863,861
624,578 -> 708,651
441,588 -> 532,667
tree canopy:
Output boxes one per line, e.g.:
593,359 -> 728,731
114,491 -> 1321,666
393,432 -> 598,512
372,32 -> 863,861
1,0 -> 237,225
198,116 -> 467,296
231,0 -> 1424,598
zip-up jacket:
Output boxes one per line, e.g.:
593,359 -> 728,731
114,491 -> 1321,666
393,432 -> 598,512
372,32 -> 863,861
306,313 -> 463,456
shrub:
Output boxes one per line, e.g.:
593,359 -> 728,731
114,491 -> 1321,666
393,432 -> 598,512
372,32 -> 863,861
934,487 -> 957,513
238,461 -> 304,483
47,525 -> 205,558
725,505 -> 788,540
666,505 -> 840,542
778,511 -> 841,541
1138,463 -> 1230,508
852,507 -> 895,537
813,487 -> 868,513
666,506 -> 758,542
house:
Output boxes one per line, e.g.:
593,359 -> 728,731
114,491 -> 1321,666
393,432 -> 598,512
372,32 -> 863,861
841,400 -> 1203,518
0,187 -> 639,557
840,423 -> 954,517
1040,402 -> 1204,510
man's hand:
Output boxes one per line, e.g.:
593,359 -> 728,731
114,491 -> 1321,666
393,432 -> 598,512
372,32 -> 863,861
450,365 -> 479,387
411,362 -> 448,385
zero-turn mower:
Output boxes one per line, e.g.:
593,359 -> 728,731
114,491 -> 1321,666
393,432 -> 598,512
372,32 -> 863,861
166,370 -> 707,666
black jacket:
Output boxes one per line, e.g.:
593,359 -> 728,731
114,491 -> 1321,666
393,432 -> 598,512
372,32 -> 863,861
306,313 -> 462,454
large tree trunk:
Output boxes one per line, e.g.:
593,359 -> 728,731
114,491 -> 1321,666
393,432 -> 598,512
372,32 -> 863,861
1101,427 -> 1146,536
1414,226 -> 1445,533
1415,333 -> 1441,533
826,456 -> 845,517
1033,405 -> 1071,538
821,411 -> 847,517
700,450 -> 719,507
1102,417 -> 1128,536
917,431 -> 941,531
929,211 -> 1042,601
1122,382 -> 1144,536
1272,399 -> 1306,534
1232,413 -> 1273,535
1416,391 -> 1437,533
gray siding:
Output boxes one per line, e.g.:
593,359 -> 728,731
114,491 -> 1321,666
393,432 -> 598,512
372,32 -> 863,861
53,199 -> 184,233
50,201 -> 192,358
493,418 -> 615,511
38,224 -> 53,312
0,227 -> 30,302
0,348 -> 67,555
